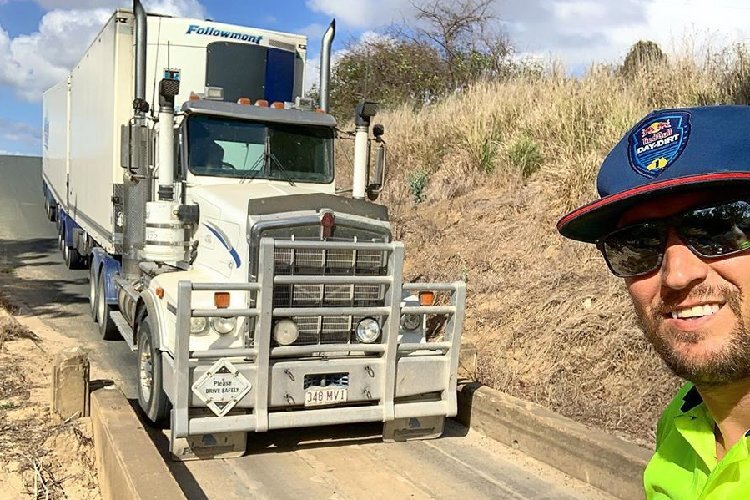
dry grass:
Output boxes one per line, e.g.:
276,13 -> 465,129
335,49 -> 750,445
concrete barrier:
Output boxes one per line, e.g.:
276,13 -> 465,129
456,382 -> 651,500
90,387 -> 185,500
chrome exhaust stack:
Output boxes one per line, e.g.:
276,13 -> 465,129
122,0 -> 150,277
133,0 -> 148,117
319,19 -> 335,113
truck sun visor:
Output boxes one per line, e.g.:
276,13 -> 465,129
206,42 -> 296,104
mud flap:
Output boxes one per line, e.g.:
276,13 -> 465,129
383,415 -> 445,442
170,430 -> 247,461
169,409 -> 247,461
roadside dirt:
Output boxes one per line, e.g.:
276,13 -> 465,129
0,297 -> 100,499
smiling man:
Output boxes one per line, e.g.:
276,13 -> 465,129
558,105 -> 750,498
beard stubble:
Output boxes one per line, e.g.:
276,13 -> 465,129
634,284 -> 750,385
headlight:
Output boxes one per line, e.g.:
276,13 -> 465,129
210,316 -> 237,335
356,318 -> 381,343
190,317 -> 208,334
400,314 -> 422,331
273,319 -> 299,346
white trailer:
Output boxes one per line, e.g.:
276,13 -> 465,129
42,1 -> 466,458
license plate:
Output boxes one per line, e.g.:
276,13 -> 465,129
304,386 -> 348,407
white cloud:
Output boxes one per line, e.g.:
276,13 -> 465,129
33,0 -> 204,16
306,0 -> 411,29
305,0 -> 750,71
0,1 -> 205,102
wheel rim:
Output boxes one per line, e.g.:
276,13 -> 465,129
139,333 -> 153,403
89,268 -> 96,317
63,241 -> 69,262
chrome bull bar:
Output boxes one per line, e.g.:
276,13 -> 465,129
170,237 -> 466,438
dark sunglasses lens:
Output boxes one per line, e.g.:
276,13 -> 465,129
602,224 -> 663,277
680,200 -> 750,256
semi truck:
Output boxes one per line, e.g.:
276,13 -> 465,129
42,0 -> 465,457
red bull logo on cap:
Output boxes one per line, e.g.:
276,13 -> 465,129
641,120 -> 672,137
628,112 -> 691,179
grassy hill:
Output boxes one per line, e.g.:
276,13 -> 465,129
336,50 -> 750,446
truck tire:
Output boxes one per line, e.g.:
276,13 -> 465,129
97,271 -> 119,340
57,225 -> 64,252
137,317 -> 170,425
89,265 -> 98,321
44,199 -> 55,221
64,242 -> 85,270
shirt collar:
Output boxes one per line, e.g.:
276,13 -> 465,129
681,385 -> 704,413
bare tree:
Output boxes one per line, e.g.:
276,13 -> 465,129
408,0 -> 511,87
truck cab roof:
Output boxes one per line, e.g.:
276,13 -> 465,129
182,100 -> 337,128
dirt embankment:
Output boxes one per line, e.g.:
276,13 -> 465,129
388,186 -> 681,448
332,59 -> 740,445
0,297 -> 99,499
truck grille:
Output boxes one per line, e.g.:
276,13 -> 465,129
272,246 -> 387,346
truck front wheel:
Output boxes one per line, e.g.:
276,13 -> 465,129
137,317 -> 170,424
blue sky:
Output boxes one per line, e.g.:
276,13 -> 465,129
2,0 -> 750,156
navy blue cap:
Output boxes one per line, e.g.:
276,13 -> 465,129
557,105 -> 750,242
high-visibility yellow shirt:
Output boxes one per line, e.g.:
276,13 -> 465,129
644,383 -> 750,499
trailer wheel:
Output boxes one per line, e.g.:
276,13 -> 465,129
97,271 -> 119,340
64,243 -> 85,270
137,316 -> 170,424
44,199 -> 56,222
89,265 -> 98,321
57,225 -> 64,252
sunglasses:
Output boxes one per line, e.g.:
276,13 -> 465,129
597,199 -> 750,278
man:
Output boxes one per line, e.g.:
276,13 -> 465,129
557,105 -> 750,498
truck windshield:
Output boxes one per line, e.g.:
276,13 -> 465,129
187,115 -> 334,183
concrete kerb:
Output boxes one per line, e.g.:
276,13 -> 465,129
91,387 -> 185,500
456,380 -> 651,500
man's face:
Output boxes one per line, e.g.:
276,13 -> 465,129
621,192 -> 750,385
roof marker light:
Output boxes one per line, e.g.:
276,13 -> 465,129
237,97 -> 251,105
255,99 -> 269,108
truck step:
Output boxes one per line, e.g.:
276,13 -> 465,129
110,311 -> 136,351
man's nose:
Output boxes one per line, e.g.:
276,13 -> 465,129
660,229 -> 708,290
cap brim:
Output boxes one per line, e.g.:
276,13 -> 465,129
557,172 -> 750,243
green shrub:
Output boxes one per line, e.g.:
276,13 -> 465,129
508,135 -> 542,178
407,169 -> 429,203
478,137 -> 500,174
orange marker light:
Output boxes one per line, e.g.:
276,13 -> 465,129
419,291 -> 435,306
254,99 -> 269,108
237,97 -> 251,105
214,292 -> 230,309
189,92 -> 200,101
155,287 -> 165,299
270,101 -> 284,109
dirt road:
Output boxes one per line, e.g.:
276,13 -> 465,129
0,155 -> 611,499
